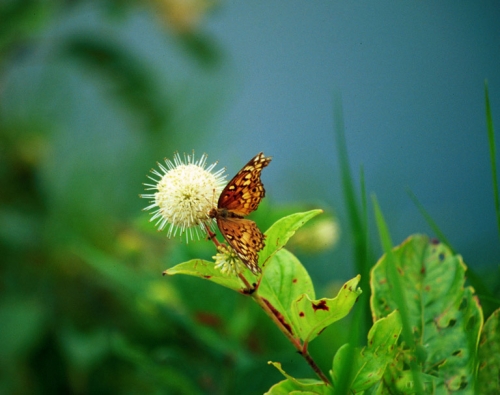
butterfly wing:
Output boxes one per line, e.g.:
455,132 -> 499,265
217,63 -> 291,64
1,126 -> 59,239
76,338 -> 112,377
218,152 -> 272,216
216,217 -> 265,274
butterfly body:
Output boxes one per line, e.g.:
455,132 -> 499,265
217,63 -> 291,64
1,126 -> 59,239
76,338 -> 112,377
209,152 -> 272,274
209,207 -> 242,220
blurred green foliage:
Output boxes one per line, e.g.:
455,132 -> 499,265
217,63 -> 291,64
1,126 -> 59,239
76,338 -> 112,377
0,1 -> 348,393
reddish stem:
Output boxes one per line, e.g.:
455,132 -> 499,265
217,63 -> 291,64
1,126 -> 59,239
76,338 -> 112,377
252,293 -> 331,386
204,223 -> 329,384
205,226 -> 222,248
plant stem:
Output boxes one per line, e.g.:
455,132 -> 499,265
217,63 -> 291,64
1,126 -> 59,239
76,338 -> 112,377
205,222 -> 330,385
205,227 -> 222,248
252,293 -> 332,386
300,347 -> 331,386
238,273 -> 254,293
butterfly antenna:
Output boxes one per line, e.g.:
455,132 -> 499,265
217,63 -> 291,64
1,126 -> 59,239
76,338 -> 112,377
211,187 -> 217,208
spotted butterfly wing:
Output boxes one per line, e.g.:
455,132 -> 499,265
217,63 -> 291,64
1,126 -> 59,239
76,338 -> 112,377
210,152 -> 272,274
214,217 -> 265,274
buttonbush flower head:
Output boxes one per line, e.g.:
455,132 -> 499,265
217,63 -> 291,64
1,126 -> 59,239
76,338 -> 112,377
213,244 -> 246,276
141,152 -> 226,241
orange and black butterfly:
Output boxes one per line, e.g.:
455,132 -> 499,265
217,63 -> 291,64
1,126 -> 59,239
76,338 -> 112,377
208,152 -> 272,274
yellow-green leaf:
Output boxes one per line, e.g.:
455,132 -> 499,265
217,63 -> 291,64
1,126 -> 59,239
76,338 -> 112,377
164,259 -> 244,292
265,362 -> 330,395
291,276 -> 362,343
260,210 -> 323,270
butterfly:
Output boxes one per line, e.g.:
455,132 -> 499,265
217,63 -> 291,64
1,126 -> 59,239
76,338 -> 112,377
208,152 -> 272,275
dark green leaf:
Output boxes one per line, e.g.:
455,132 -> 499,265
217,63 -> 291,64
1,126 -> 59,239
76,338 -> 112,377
477,308 -> 500,394
331,310 -> 401,392
371,234 -> 482,394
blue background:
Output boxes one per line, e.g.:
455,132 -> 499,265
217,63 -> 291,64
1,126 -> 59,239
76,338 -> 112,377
3,2 -> 499,281
2,2 -> 500,393
199,1 -> 500,278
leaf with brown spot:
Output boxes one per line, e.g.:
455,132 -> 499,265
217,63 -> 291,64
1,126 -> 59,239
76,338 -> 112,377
257,248 -> 313,342
370,234 -> 483,393
290,275 -> 362,344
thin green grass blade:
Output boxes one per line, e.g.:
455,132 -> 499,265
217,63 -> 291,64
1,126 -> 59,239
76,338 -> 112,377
371,195 -> 425,394
359,165 -> 371,323
485,81 -> 500,241
333,93 -> 369,278
333,93 -> 371,335
332,94 -> 372,395
406,188 -> 493,316
406,188 -> 453,250
360,166 -> 369,258
372,196 -> 416,350
334,167 -> 371,395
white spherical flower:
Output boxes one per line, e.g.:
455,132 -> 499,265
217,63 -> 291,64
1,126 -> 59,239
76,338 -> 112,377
141,152 -> 226,241
213,245 -> 246,276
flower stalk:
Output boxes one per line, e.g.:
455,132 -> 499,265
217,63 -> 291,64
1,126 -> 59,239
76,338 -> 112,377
142,152 -> 331,387
205,220 -> 331,384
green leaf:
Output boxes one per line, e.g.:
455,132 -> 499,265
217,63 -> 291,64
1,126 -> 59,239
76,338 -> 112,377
164,210 -> 323,294
331,310 -> 402,392
164,259 -> 245,293
257,248 -> 314,340
257,251 -> 360,345
260,210 -> 323,270
477,308 -> 500,394
266,362 -> 331,395
366,309 -> 402,351
291,276 -> 362,344
371,234 -> 483,394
